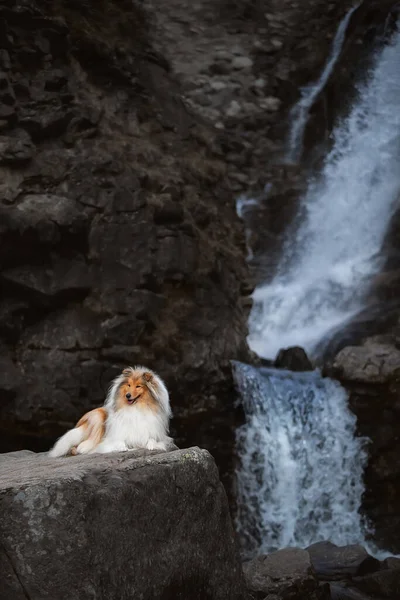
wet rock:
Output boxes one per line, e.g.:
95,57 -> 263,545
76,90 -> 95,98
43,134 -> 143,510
274,346 -> 314,371
331,342 -> 400,383
307,541 -> 380,581
328,336 -> 400,553
0,447 -> 245,600
243,548 -> 326,599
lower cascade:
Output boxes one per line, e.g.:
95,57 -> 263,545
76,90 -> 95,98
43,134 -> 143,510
234,362 -> 369,558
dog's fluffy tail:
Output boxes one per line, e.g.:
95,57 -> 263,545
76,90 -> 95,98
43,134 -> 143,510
48,407 -> 108,458
48,426 -> 86,458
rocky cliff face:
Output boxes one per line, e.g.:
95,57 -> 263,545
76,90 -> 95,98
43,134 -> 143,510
0,0 -> 252,493
327,338 -> 400,554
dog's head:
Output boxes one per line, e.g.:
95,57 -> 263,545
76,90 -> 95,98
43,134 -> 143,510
105,366 -> 171,418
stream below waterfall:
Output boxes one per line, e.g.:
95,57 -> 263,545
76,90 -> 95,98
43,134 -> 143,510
236,11 -> 400,558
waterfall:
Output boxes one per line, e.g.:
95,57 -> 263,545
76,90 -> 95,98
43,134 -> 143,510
248,25 -> 400,361
235,19 -> 400,559
234,362 -> 369,558
286,3 -> 360,162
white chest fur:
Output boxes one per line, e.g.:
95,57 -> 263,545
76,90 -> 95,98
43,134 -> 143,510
104,405 -> 168,448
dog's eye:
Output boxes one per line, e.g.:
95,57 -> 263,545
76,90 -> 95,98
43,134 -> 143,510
136,385 -> 141,389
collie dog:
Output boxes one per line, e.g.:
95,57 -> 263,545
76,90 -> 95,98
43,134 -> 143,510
49,366 -> 172,457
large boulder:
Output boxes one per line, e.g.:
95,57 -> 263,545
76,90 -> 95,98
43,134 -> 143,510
0,447 -> 245,600
331,342 -> 400,383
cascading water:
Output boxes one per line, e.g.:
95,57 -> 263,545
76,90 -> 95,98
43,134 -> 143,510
235,19 -> 400,558
248,24 -> 400,361
287,3 -> 360,163
234,362 -> 369,558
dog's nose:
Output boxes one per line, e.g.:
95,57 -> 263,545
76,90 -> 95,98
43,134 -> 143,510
126,393 -> 131,399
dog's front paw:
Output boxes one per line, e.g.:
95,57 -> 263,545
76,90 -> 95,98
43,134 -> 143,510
95,442 -> 128,454
146,439 -> 167,451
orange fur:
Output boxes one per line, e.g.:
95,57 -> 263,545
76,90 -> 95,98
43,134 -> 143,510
115,374 -> 158,412
70,407 -> 107,455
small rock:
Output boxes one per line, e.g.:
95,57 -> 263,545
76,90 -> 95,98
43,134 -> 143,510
0,50 -> 11,70
0,129 -> 35,165
231,45 -> 245,55
194,93 -> 212,107
226,100 -> 241,118
208,62 -> 231,75
232,56 -> 253,70
44,68 -> 68,91
209,80 -> 227,92
214,50 -> 231,61
271,38 -> 283,49
275,346 -> 313,371
259,96 -> 281,111
228,172 -> 249,184
253,78 -> 266,89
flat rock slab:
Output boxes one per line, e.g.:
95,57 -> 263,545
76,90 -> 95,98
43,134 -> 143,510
0,447 -> 245,600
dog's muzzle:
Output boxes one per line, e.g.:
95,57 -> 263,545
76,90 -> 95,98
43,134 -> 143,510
126,394 -> 140,405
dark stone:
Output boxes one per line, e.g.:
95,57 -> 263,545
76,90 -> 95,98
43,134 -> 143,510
44,68 -> 68,91
274,346 -> 314,371
382,557 -> 400,570
0,355 -> 18,393
307,541 -> 380,581
243,548 -> 327,600
329,584 -> 371,600
0,129 -> 35,165
352,568 -> 400,598
154,195 -> 185,224
0,447 -> 246,600
326,339 -> 400,554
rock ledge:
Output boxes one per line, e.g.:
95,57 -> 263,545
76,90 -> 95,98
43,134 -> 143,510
0,447 -> 245,600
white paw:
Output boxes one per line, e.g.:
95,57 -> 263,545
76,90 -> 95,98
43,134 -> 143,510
146,439 -> 167,451
75,440 -> 95,455
95,442 -> 128,454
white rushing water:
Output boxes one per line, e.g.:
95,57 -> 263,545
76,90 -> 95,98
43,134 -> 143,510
248,26 -> 400,360
286,3 -> 360,162
234,362 -> 369,558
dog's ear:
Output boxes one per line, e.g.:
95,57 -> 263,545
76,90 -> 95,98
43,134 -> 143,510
122,368 -> 131,377
142,371 -> 153,383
